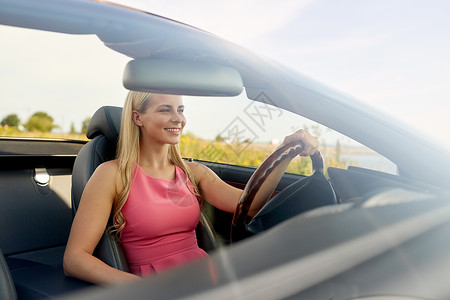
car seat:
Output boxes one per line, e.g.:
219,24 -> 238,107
0,249 -> 17,300
71,106 -> 129,272
71,106 -> 219,273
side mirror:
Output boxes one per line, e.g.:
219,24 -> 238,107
123,58 -> 243,96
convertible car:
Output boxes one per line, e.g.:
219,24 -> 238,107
1,0 -> 450,299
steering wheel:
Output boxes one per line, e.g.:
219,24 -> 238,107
230,141 -> 336,242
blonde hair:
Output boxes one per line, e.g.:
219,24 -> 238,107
112,91 -> 202,237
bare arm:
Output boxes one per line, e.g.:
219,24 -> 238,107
190,130 -> 318,217
63,160 -> 140,285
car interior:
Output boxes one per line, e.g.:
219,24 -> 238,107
0,104 -> 313,298
1,102 -> 438,299
0,138 -> 90,299
0,107 -> 225,299
1,3 -> 447,299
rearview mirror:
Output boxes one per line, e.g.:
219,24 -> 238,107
123,58 -> 243,96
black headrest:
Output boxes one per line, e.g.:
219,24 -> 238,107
86,106 -> 122,142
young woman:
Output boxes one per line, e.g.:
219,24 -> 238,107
63,91 -> 318,285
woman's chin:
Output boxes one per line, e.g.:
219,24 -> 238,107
166,138 -> 181,145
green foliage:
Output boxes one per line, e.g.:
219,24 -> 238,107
214,134 -> 225,142
24,111 -> 57,132
180,133 -> 352,176
81,117 -> 91,134
180,135 -> 314,175
1,114 -> 20,127
70,122 -> 77,134
0,126 -> 88,140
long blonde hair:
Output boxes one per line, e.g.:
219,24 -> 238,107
112,91 -> 201,238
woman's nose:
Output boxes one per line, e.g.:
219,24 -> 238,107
171,111 -> 184,123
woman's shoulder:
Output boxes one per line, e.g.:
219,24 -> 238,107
96,159 -> 120,174
91,160 -> 122,186
185,161 -> 205,174
185,161 -> 215,182
89,159 -> 122,193
81,159 -> 121,198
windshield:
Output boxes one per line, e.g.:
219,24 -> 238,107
1,25 -> 396,174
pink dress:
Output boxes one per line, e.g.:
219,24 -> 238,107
120,164 -> 208,276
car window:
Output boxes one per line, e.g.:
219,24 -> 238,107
0,26 -> 128,143
182,94 -> 397,176
1,26 -> 397,176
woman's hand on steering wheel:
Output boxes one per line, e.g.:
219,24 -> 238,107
230,129 -> 320,242
281,129 -> 319,158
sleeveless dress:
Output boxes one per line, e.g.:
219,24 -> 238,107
120,164 -> 208,276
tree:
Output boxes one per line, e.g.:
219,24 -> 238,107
70,122 -> 77,134
214,134 -> 225,142
1,114 -> 20,127
24,111 -> 57,132
335,139 -> 341,162
81,117 -> 91,134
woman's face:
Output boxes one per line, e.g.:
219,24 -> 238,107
133,93 -> 186,145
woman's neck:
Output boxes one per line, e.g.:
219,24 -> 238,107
138,141 -> 171,169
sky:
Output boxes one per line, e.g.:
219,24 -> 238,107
1,0 -> 450,148
110,0 -> 450,148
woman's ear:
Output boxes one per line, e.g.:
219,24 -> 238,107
132,110 -> 143,126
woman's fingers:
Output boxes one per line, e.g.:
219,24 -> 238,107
283,129 -> 318,156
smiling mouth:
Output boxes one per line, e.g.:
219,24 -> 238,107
165,128 -> 181,134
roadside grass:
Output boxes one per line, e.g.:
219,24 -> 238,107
1,128 -> 348,175
0,127 -> 88,140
